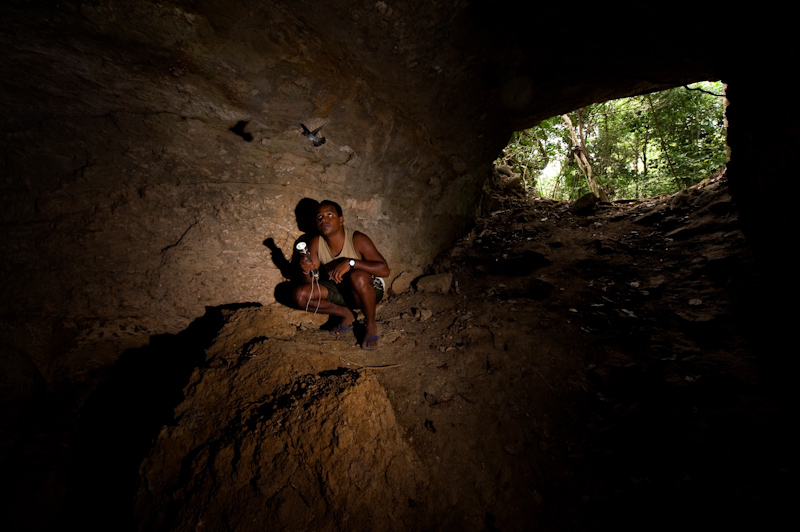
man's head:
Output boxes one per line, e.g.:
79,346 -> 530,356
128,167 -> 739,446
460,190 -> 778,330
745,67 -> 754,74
318,199 -> 342,216
316,200 -> 344,236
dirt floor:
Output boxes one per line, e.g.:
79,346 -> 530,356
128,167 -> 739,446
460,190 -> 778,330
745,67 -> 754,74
5,172 -> 792,532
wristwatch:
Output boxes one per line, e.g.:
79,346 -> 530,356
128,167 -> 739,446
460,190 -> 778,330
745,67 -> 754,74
348,259 -> 356,268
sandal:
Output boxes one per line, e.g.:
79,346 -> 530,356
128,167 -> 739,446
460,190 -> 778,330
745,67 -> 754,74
330,323 -> 353,336
361,335 -> 380,351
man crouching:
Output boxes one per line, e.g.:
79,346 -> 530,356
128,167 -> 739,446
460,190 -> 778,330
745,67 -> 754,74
293,200 -> 390,350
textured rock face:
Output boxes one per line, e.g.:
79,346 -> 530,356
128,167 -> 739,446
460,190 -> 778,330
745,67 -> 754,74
0,1 -> 793,383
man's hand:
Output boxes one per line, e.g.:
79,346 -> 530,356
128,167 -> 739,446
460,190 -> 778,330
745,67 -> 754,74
328,258 -> 352,283
299,253 -> 318,277
299,253 -> 311,271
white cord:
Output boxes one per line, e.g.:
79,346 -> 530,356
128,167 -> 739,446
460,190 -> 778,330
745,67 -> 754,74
305,269 -> 321,315
297,243 -> 320,315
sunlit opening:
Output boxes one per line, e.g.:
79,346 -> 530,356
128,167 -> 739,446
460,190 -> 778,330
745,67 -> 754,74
497,81 -> 728,200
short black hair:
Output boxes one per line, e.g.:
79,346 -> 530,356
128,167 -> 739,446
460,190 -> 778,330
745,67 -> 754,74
318,199 -> 342,217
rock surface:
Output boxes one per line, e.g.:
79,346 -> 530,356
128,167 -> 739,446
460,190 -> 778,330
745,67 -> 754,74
0,2 -> 795,530
3,1 -> 792,391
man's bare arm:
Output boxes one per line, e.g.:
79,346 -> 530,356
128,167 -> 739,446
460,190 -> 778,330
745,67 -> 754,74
353,231 -> 390,277
325,231 -> 389,283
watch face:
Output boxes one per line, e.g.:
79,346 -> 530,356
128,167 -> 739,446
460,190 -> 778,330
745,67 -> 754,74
349,259 -> 355,267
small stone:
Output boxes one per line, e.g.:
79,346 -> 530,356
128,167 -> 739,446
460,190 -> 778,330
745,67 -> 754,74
390,270 -> 418,295
416,273 -> 453,294
570,192 -> 598,215
415,308 -> 433,321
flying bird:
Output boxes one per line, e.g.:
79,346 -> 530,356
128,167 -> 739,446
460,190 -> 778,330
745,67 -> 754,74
300,122 -> 327,146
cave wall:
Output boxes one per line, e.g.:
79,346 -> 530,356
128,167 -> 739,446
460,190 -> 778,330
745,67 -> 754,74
1,1 -> 792,385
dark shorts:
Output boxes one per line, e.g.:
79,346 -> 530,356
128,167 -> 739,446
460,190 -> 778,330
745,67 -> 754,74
320,276 -> 385,308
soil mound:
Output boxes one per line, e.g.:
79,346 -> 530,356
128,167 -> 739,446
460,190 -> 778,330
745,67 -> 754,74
135,307 -> 426,532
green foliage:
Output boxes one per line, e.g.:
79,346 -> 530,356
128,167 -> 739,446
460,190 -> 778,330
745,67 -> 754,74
497,82 -> 727,200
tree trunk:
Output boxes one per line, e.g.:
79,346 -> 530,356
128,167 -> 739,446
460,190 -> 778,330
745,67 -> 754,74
561,112 -> 609,201
646,94 -> 684,189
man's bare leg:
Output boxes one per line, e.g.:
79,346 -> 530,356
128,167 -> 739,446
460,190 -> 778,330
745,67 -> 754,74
346,271 -> 379,349
292,284 -> 356,330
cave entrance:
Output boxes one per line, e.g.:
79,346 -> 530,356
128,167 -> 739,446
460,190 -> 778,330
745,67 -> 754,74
497,81 -> 728,201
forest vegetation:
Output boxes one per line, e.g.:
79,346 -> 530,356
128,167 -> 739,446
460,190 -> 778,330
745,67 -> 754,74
498,81 -> 727,200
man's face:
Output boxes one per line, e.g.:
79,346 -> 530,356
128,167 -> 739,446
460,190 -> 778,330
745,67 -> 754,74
316,205 -> 343,236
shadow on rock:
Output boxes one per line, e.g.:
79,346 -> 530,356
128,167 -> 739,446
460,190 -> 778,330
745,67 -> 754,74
63,302 -> 262,531
266,197 -> 322,309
